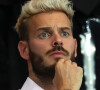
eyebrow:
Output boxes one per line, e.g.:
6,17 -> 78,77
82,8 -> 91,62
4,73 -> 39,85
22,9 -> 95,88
37,27 -> 71,32
37,27 -> 51,31
60,27 -> 71,31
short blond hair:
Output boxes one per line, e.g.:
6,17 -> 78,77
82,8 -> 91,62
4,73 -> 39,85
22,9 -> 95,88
15,0 -> 74,40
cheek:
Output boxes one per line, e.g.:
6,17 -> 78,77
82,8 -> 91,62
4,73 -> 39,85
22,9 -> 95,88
63,39 -> 75,52
29,40 -> 49,54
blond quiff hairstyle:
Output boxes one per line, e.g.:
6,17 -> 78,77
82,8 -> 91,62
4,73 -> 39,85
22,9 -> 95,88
15,0 -> 74,40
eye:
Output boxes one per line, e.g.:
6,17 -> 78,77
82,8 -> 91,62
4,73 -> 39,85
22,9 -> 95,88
61,32 -> 69,37
40,33 -> 50,38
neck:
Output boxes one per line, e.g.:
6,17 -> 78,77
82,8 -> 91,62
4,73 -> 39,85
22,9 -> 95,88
28,60 -> 56,90
29,72 -> 56,90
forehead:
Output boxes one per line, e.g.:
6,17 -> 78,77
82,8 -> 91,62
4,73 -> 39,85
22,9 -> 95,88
28,11 -> 71,32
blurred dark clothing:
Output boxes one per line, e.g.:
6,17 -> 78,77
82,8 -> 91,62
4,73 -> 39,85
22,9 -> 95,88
72,0 -> 100,16
0,0 -> 28,90
0,0 -> 20,5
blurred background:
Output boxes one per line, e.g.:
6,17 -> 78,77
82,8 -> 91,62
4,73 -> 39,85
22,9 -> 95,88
0,0 -> 100,90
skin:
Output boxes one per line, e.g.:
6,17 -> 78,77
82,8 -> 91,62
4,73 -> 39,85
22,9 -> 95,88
18,11 -> 83,90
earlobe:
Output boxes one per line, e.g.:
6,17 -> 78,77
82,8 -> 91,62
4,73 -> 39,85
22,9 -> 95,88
18,41 -> 29,60
74,39 -> 77,57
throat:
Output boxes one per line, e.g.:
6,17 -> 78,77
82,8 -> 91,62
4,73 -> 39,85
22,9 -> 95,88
37,74 -> 55,89
30,73 -> 56,90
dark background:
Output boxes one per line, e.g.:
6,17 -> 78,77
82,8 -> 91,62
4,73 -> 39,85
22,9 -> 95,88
0,0 -> 100,90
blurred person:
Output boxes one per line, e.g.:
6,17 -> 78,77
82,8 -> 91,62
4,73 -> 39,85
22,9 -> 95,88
15,0 -> 83,90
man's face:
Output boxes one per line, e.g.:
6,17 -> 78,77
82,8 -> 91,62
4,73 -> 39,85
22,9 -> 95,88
27,11 -> 77,78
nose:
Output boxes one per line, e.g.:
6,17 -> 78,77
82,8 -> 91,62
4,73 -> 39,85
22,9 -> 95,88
53,41 -> 63,47
52,33 -> 63,47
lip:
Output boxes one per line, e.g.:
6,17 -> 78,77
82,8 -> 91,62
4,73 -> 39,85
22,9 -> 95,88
49,51 -> 66,57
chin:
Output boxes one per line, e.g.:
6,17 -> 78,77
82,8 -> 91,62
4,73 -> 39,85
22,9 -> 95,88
45,57 -> 62,67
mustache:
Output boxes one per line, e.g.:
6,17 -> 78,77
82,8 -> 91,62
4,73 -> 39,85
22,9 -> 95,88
46,46 -> 69,56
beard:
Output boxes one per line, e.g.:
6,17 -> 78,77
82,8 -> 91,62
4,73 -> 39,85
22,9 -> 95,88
29,46 -> 75,80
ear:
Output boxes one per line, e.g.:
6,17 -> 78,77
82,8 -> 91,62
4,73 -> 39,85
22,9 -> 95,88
18,41 -> 29,60
74,39 -> 77,57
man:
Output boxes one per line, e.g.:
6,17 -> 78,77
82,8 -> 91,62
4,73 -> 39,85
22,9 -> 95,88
15,0 -> 83,90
